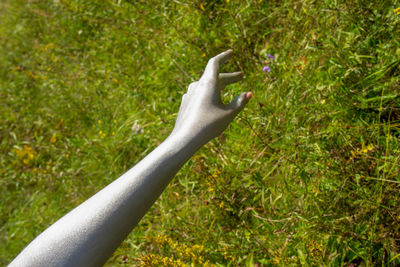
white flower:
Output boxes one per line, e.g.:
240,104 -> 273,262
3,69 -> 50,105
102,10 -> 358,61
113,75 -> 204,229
131,121 -> 143,134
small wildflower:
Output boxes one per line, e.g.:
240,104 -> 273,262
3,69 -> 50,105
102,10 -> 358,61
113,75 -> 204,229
263,66 -> 271,73
50,133 -> 57,143
98,120 -> 102,124
349,143 -> 374,161
98,130 -> 106,138
131,121 -> 143,134
14,145 -> 36,165
43,43 -> 55,51
211,169 -> 221,178
267,53 -> 275,60
206,180 -> 214,192
113,119 -> 117,124
360,143 -> 374,154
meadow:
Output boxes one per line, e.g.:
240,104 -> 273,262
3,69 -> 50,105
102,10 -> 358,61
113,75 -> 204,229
1,0 -> 400,266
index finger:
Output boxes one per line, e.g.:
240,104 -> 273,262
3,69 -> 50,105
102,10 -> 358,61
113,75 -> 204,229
201,49 -> 234,81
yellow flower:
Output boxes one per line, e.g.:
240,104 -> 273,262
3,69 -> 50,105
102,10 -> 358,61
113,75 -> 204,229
50,133 -> 57,143
211,169 -> 221,178
44,42 -> 55,51
14,145 -> 36,165
360,143 -> 374,154
206,180 -> 215,192
98,120 -> 102,124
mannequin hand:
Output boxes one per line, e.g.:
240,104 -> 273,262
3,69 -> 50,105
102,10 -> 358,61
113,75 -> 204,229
172,50 -> 252,145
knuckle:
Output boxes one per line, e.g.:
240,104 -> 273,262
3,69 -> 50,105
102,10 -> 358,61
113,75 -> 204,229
189,82 -> 197,87
188,82 -> 198,93
198,79 -> 213,88
208,57 -> 216,64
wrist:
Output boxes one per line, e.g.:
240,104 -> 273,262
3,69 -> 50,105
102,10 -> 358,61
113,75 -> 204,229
167,129 -> 207,154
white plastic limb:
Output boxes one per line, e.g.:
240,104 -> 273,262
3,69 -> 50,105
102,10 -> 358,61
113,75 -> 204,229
8,50 -> 252,267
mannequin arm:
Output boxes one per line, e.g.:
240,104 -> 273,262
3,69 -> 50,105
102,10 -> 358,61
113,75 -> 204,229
9,50 -> 252,267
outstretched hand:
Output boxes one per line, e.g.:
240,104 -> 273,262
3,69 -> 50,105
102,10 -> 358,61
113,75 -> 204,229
172,50 -> 252,145
8,49 -> 252,267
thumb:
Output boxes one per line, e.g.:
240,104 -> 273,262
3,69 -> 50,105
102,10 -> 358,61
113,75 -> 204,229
226,92 -> 252,116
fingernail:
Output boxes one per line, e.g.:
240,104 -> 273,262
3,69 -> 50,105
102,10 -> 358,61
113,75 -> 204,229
246,92 -> 253,100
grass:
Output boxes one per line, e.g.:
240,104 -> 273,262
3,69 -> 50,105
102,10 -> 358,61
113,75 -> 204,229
1,0 -> 400,265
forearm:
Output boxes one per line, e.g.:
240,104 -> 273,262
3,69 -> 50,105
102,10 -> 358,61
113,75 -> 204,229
9,132 -> 202,267
9,49 -> 250,267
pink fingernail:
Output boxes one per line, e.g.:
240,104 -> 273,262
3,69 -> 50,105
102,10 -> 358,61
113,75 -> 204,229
246,92 -> 253,100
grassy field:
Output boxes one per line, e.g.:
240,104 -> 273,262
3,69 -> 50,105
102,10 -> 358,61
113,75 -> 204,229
1,0 -> 400,266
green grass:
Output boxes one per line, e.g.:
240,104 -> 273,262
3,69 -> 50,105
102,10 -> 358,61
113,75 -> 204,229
1,0 -> 400,265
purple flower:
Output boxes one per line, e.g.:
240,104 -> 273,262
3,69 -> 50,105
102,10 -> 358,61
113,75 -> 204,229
263,66 -> 271,73
267,53 -> 275,60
